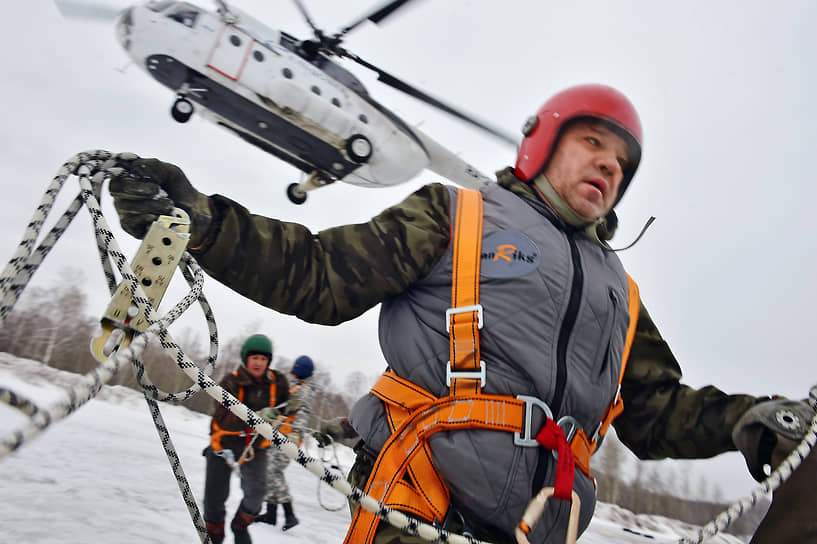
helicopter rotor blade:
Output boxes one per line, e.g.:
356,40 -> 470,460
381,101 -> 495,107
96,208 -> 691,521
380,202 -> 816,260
54,0 -> 124,21
292,0 -> 322,36
340,50 -> 518,147
334,0 -> 418,39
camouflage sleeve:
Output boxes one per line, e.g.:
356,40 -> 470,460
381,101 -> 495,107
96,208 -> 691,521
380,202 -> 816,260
613,301 -> 762,460
190,183 -> 452,325
288,382 -> 316,438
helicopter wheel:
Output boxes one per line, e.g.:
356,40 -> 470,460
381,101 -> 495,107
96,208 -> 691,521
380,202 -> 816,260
286,183 -> 308,205
346,134 -> 372,163
171,97 -> 194,123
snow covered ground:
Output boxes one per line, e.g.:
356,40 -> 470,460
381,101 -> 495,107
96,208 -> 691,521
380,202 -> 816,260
0,353 -> 747,543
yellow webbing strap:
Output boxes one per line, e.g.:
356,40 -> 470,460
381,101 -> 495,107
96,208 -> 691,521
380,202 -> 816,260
344,370 -> 527,544
448,188 -> 484,397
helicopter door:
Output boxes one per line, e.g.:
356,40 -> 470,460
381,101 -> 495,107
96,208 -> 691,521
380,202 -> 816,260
206,26 -> 254,80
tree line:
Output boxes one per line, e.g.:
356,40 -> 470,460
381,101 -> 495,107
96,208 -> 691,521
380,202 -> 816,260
1,278 -> 766,535
0,277 -> 375,435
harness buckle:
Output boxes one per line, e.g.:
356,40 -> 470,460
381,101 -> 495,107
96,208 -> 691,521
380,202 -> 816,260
446,360 -> 486,387
514,395 -> 553,447
556,416 -> 582,444
445,304 -> 484,332
552,416 -> 583,462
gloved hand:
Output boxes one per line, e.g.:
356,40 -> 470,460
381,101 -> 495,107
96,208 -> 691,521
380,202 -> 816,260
257,406 -> 283,424
732,397 -> 815,481
109,157 -> 211,244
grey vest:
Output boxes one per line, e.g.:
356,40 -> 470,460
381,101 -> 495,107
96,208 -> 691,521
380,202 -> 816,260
350,183 -> 633,542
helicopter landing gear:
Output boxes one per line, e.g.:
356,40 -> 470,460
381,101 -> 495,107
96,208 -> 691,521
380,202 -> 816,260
286,172 -> 335,205
171,96 -> 194,123
346,134 -> 372,163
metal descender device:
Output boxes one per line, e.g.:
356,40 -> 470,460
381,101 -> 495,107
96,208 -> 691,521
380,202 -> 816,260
90,209 -> 190,362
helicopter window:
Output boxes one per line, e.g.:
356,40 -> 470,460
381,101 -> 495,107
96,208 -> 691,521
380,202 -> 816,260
311,86 -> 321,96
282,68 -> 293,79
166,4 -> 199,27
332,98 -> 341,108
229,35 -> 242,46
253,50 -> 265,62
359,114 -> 369,124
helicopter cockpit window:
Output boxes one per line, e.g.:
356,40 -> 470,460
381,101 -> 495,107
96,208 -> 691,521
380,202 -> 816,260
167,4 -> 200,28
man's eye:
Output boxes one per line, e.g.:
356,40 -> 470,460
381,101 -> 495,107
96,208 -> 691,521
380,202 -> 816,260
586,137 -> 600,146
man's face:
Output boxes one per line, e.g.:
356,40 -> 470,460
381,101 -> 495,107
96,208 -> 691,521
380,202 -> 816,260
245,354 -> 270,379
543,119 -> 632,221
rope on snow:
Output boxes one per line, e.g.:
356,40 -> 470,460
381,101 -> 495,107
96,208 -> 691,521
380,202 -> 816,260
1,150 -> 814,544
0,151 -> 489,544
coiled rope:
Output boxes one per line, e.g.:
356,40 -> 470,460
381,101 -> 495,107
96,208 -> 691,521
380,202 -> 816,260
0,150 -> 489,544
1,151 -> 814,544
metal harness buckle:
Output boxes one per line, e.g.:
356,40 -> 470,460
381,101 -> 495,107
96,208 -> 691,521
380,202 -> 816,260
514,395 -> 553,447
445,303 -> 484,332
446,360 -> 486,387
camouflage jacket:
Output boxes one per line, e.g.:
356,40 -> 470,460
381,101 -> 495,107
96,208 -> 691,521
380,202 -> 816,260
192,172 -> 760,460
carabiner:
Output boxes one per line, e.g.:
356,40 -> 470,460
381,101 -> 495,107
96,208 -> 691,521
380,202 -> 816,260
514,487 -> 580,544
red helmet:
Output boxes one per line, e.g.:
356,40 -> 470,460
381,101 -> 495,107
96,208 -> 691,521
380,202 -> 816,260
514,84 -> 643,202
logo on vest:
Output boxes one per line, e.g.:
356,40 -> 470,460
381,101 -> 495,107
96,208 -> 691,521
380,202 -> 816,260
480,230 -> 540,278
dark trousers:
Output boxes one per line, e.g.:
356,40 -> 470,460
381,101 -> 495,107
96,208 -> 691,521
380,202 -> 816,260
203,446 -> 268,523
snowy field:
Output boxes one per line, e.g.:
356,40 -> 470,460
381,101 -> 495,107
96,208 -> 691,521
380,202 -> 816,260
0,353 -> 747,543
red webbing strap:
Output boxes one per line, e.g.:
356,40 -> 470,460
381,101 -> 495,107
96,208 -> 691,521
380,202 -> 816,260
344,385 -> 527,544
535,420 -> 575,501
449,188 -> 484,397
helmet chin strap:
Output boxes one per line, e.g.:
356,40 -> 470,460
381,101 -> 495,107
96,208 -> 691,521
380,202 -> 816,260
532,174 -> 654,252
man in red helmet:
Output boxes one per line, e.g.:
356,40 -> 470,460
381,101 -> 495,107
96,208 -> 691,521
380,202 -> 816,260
109,84 -> 813,543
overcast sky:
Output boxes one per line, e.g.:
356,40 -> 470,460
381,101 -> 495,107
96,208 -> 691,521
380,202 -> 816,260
2,0 -> 816,498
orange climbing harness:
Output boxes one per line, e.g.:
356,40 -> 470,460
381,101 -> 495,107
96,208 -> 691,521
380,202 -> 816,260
344,188 -> 640,543
210,374 -> 279,459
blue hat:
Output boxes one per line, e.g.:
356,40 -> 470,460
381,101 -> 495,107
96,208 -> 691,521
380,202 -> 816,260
292,355 -> 314,378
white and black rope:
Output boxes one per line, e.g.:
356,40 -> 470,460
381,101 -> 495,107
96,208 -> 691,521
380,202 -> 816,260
0,150 -> 488,544
5,151 -> 812,544
676,384 -> 817,544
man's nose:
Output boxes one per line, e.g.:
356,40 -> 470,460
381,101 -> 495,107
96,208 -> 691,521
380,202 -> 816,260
595,151 -> 621,179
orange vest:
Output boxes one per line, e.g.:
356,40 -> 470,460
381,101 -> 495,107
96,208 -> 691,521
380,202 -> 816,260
210,373 -> 279,453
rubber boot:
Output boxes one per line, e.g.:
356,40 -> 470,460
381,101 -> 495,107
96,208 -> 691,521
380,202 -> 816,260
255,502 -> 277,525
230,507 -> 256,544
205,521 -> 225,544
281,501 -> 299,531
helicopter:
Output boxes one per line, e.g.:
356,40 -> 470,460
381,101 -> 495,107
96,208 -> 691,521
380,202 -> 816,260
56,0 -> 519,204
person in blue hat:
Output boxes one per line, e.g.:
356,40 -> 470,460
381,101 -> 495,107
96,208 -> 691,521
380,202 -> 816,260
257,355 -> 316,531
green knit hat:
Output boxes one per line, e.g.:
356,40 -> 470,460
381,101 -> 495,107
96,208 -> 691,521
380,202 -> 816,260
240,334 -> 273,365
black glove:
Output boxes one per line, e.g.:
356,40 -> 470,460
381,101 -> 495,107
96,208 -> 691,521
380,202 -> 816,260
732,397 -> 815,481
109,157 -> 211,243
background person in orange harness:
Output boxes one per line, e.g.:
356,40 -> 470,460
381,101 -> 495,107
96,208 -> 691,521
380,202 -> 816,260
257,354 -> 316,531
203,333 -> 289,544
110,84 -> 815,544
